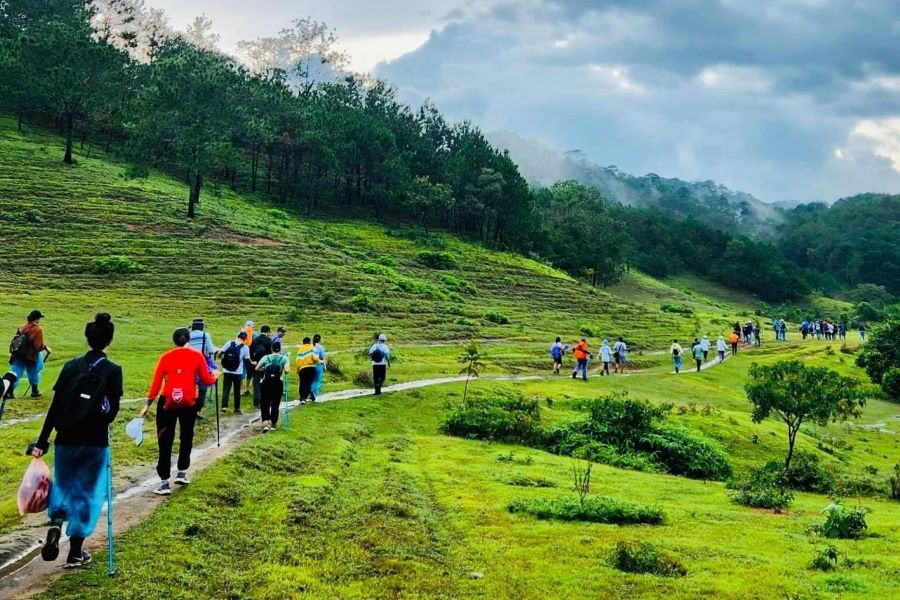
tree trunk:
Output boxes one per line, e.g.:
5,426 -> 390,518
16,111 -> 23,130
63,112 -> 74,164
785,427 -> 798,471
251,147 -> 259,192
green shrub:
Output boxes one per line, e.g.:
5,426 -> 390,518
571,440 -> 665,473
441,392 -> 541,444
640,425 -> 732,480
881,367 -> 900,401
576,394 -> 670,451
661,303 -> 694,316
505,475 -> 556,488
441,275 -> 477,294
454,317 -> 481,327
346,287 -> 378,312
507,495 -> 665,525
353,370 -> 373,387
579,325 -> 596,337
890,464 -> 900,500
91,255 -> 143,274
396,277 -> 447,300
252,285 -> 273,298
268,208 -> 289,221
376,256 -> 398,267
855,320 -> 900,383
821,503 -> 869,539
483,311 -> 510,325
767,450 -> 832,493
810,545 -> 840,571
359,262 -> 398,278
727,466 -> 794,511
415,250 -> 458,269
610,541 -> 687,577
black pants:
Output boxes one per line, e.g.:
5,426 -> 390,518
696,359 -> 702,372
222,373 -> 242,411
702,351 -> 709,362
372,364 -> 387,394
601,361 -> 609,375
156,403 -> 197,480
731,343 -> 738,356
251,371 -> 262,408
196,386 -> 209,411
298,368 -> 316,401
260,380 -> 283,425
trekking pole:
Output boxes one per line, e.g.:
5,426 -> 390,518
283,352 -> 291,432
214,377 -> 221,448
0,393 -> 7,424
107,426 -> 116,577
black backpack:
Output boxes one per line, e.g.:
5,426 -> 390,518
260,359 -> 283,389
673,348 -> 680,357
9,329 -> 31,359
221,342 -> 242,371
251,337 -> 271,362
370,347 -> 384,363
57,357 -> 112,433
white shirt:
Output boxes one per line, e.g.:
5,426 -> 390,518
700,338 -> 710,351
220,340 -> 251,375
716,339 -> 727,352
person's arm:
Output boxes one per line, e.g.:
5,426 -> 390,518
140,355 -> 166,417
32,327 -> 46,352
35,363 -> 72,453
198,353 -> 218,385
105,365 -> 124,424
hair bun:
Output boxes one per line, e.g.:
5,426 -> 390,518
95,313 -> 112,324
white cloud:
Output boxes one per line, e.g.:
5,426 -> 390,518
852,118 -> 900,171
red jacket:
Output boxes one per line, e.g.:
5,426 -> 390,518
147,347 -> 216,409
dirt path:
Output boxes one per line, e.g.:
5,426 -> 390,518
0,373 -> 540,599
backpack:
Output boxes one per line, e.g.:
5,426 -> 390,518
221,342 -> 242,371
57,357 -> 112,433
260,359 -> 283,389
9,330 -> 31,359
551,345 -> 563,361
672,348 -> 680,357
251,338 -> 270,362
370,347 -> 385,363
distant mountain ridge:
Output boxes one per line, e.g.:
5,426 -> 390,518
488,131 -> 784,237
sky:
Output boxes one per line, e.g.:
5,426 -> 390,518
147,0 -> 900,204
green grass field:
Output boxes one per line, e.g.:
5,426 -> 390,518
1,120 -> 898,599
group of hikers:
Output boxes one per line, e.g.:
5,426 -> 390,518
550,336 -> 630,380
5,310 -> 392,569
799,319 -> 864,341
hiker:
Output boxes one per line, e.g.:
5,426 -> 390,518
670,340 -> 683,374
572,337 -> 591,380
800,320 -> 809,340
8,309 -> 51,398
815,321 -> 822,340
219,331 -> 251,414
140,327 -> 218,496
700,335 -> 711,362
692,339 -> 704,372
312,334 -> 326,397
256,340 -> 289,431
250,325 -> 273,408
368,334 -> 391,395
613,337 -> 628,374
716,336 -> 727,362
729,331 -> 739,356
240,321 -> 255,395
34,313 -> 122,568
779,319 -> 788,341
753,324 -> 761,347
772,320 -> 780,341
188,318 -> 216,417
295,337 -> 322,403
858,323 -> 866,341
599,339 -> 611,376
743,322 -> 752,344
839,322 -> 847,341
550,337 -> 565,374
273,326 -> 287,347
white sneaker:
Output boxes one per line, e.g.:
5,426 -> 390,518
262,420 -> 270,432
154,481 -> 172,495
174,472 -> 190,485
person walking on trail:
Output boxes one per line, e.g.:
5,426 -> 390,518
858,323 -> 866,341
250,325 -> 273,408
800,320 -> 810,340
670,340 -> 684,374
368,334 -> 391,395
599,339 -> 611,376
256,340 -> 289,432
219,331 -> 250,414
692,340 -> 704,372
613,337 -> 628,374
700,335 -> 711,362
753,324 -> 761,347
716,335 -> 727,362
141,328 -> 218,496
188,319 -> 216,418
838,322 -> 847,341
239,321 -> 255,396
572,337 -> 591,380
34,313 -> 122,568
294,337 -> 322,403
772,320 -> 780,341
729,331 -> 739,356
273,326 -> 287,347
780,319 -> 788,341
312,334 -> 326,397
550,337 -> 565,374
8,309 -> 51,398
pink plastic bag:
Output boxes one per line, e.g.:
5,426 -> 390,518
17,457 -> 51,516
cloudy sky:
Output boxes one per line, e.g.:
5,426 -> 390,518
148,0 -> 900,204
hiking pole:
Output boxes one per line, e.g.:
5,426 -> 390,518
106,426 -> 116,577
283,352 -> 291,432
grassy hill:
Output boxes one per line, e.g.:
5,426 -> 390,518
1,120 -> 898,599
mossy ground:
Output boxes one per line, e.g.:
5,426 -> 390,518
0,120 -> 897,598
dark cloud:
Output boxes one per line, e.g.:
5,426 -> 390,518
377,0 -> 900,203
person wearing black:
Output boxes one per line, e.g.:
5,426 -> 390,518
33,313 -> 122,569
249,325 -> 273,408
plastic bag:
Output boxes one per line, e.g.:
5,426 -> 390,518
125,417 -> 144,447
17,457 -> 51,515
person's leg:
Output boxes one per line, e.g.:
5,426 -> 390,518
221,375 -> 233,410
373,364 -> 386,394
175,409 -> 197,477
26,356 -> 41,396
270,380 -> 283,427
260,386 -> 270,424
196,386 -> 208,414
156,403 -> 177,482
696,359 -> 702,372
232,373 -> 242,413
252,371 -> 261,408
8,359 -> 25,395
581,359 -> 588,380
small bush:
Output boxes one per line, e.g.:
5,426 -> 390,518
442,391 -> 541,444
415,250 -> 458,270
727,466 -> 794,511
441,275 -> 477,295
91,255 -> 143,274
325,357 -> 344,379
881,367 -> 900,401
268,208 -> 289,221
319,289 -> 337,306
821,503 -> 869,539
640,425 -> 732,480
346,287 -> 378,312
579,325 -> 596,337
661,303 -> 694,316
496,451 -> 533,465
252,285 -> 273,298
353,370 -> 373,387
889,464 -> 900,500
484,311 -> 510,325
454,317 -> 481,327
507,495 -> 665,525
396,277 -> 447,300
610,541 -> 687,577
773,450 -> 832,493
811,545 -> 840,571
505,475 -> 556,488
359,262 -> 398,278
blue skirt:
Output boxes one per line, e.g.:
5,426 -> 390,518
312,364 -> 325,396
48,445 -> 109,538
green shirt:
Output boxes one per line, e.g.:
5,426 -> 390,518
257,353 -> 288,375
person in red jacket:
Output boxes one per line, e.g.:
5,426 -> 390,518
139,327 -> 218,496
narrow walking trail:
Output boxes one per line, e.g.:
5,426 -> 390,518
0,373 -> 540,599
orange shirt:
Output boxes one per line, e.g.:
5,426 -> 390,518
573,342 -> 589,360
729,333 -> 739,344
241,325 -> 254,346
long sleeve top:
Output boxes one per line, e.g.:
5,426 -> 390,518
147,347 -> 216,408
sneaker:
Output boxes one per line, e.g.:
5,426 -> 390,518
154,481 -> 172,496
262,420 -> 270,432
41,525 -> 61,561
64,550 -> 92,569
221,407 -> 228,413
174,472 -> 190,485
30,390 -> 42,399
270,421 -> 278,431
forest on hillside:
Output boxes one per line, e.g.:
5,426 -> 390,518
1,1 -> 897,306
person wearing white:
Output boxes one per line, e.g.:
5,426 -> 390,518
700,335 -> 711,362
612,338 -> 628,374
716,336 -> 728,362
368,334 -> 391,395
599,340 -> 612,376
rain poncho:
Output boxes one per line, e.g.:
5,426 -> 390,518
48,445 -> 109,538
312,343 -> 326,396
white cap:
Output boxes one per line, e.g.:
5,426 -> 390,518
245,320 -> 254,327
378,334 -> 387,342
